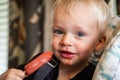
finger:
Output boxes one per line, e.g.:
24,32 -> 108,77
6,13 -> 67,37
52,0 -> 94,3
14,69 -> 26,79
4,68 -> 25,80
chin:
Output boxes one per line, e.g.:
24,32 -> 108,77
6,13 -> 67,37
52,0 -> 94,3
60,59 -> 74,66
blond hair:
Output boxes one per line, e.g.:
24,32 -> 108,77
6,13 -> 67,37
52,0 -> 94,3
52,0 -> 110,36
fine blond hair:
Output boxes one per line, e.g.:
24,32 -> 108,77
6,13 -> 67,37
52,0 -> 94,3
52,0 -> 110,36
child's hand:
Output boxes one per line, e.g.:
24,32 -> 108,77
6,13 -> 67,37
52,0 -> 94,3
0,68 -> 25,80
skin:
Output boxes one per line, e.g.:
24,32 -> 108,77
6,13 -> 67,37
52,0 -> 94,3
0,68 -> 25,80
52,4 -> 106,80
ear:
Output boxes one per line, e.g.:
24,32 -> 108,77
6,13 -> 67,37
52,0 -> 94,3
95,36 -> 106,52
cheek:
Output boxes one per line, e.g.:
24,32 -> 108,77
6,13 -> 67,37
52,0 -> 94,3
51,40 -> 55,49
51,38 -> 59,50
77,42 -> 95,56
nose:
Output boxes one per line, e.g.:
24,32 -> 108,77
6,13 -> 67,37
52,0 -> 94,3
60,34 -> 73,46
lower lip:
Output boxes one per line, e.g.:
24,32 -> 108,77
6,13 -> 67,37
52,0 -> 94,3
61,52 -> 74,59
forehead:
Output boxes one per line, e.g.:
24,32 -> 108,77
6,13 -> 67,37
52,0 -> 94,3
54,3 -> 98,30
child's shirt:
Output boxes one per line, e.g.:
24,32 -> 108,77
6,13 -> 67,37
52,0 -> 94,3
44,63 -> 96,80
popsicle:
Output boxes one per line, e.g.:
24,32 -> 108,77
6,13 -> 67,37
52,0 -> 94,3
24,51 -> 53,76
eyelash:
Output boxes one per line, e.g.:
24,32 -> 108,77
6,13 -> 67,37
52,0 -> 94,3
76,32 -> 85,37
53,29 -> 63,35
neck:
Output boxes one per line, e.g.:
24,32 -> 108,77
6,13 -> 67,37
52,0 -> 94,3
58,62 -> 89,80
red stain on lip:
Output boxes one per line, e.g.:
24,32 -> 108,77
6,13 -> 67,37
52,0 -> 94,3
60,51 -> 75,59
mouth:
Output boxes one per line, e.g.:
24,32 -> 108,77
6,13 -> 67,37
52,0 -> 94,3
59,51 -> 75,59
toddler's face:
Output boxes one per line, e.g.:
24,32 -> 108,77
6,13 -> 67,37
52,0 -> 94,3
51,5 -> 101,66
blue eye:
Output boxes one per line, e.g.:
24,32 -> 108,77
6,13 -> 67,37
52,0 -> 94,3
53,29 -> 63,34
77,32 -> 85,37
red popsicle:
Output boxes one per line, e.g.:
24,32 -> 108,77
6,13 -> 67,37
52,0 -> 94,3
24,51 -> 53,76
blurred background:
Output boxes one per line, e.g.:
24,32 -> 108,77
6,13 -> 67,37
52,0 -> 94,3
0,0 -> 120,74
